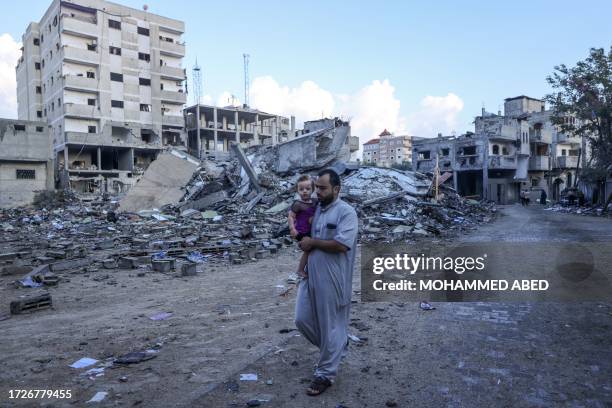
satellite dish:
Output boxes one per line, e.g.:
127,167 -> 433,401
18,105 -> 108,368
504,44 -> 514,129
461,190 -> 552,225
143,4 -> 148,11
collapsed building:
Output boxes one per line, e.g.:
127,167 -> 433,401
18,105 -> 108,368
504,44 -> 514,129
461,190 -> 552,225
413,96 -> 590,204
184,104 -> 295,159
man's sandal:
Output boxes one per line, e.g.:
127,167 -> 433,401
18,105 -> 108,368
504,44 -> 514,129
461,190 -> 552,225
306,376 -> 332,396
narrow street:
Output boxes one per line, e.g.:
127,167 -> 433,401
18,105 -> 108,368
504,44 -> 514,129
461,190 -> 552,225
197,204 -> 612,408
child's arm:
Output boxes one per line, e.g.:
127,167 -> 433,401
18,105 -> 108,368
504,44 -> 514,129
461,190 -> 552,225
288,210 -> 298,238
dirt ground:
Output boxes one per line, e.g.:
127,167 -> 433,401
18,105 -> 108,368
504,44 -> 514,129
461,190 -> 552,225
1,205 -> 612,407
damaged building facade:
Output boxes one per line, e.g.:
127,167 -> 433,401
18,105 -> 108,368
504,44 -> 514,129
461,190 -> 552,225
184,104 -> 294,159
0,119 -> 54,208
413,96 -> 589,204
16,0 -> 186,193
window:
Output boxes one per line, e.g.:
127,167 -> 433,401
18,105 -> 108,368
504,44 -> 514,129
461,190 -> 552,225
561,149 -> 567,156
42,59 -> 45,68
36,86 -> 41,94
111,100 -> 124,108
492,145 -> 499,155
137,27 -> 150,36
88,126 -> 97,133
41,34 -> 44,43
35,62 -> 41,70
139,77 -> 151,86
53,15 -> 58,26
36,126 -> 44,132
37,110 -> 42,118
33,38 -> 40,46
160,83 -> 164,90
110,72 -> 123,82
51,102 -> 54,111
56,43 -> 60,51
87,43 -> 97,51
109,46 -> 121,56
87,98 -> 96,106
16,169 -> 36,180
502,146 -> 509,155
109,19 -> 121,29
58,98 -> 61,106
86,71 -> 95,79
441,148 -> 449,156
138,52 -> 150,62
140,104 -> 151,112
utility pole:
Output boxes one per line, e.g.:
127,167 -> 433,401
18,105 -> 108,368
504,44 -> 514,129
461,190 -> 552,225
192,60 -> 202,158
243,53 -> 250,108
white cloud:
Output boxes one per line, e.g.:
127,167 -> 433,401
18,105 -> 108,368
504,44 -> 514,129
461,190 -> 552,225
212,77 -> 465,157
336,79 -> 408,149
407,93 -> 464,138
250,76 -> 335,122
0,33 -> 21,118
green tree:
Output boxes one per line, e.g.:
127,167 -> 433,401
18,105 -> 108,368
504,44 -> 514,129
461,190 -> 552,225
545,46 -> 612,209
546,47 -> 612,167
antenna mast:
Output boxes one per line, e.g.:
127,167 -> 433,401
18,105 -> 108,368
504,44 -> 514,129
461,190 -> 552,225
243,53 -> 250,107
192,59 -> 202,105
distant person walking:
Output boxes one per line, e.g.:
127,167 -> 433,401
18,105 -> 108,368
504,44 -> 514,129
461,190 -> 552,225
540,189 -> 547,206
294,169 -> 358,396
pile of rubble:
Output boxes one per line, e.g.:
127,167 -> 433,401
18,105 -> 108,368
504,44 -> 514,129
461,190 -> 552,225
544,203 -> 612,217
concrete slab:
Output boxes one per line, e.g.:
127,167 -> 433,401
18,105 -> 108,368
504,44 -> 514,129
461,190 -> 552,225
119,149 -> 200,213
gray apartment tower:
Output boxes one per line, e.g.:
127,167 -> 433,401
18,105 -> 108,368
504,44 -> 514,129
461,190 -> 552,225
16,0 -> 186,192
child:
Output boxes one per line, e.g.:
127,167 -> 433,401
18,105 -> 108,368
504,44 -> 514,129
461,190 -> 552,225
288,175 -> 318,277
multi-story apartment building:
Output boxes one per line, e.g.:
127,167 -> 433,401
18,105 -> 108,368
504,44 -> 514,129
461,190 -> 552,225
362,129 -> 413,167
412,96 -> 588,204
16,0 -> 186,192
362,138 -> 380,164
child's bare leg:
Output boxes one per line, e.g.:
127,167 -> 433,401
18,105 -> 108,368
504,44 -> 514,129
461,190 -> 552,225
297,250 -> 309,277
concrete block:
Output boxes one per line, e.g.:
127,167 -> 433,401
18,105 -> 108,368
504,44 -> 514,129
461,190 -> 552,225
152,259 -> 173,273
181,262 -> 197,276
118,257 -> 139,269
1,265 -> 33,276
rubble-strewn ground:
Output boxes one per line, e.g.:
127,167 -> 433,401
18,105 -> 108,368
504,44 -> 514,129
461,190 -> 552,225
1,204 -> 611,407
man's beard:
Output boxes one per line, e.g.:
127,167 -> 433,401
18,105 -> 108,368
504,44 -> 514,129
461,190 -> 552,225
318,194 -> 334,206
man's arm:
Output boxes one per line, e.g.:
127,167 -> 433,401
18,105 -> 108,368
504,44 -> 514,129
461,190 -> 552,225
298,237 -> 347,253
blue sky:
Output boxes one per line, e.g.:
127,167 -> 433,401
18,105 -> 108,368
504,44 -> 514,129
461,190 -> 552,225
1,0 -> 610,145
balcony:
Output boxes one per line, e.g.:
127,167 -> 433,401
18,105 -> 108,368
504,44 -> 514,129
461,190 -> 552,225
60,16 -> 98,39
162,114 -> 184,127
528,155 -> 549,171
63,75 -> 98,92
488,155 -> 517,169
556,155 -> 579,169
62,46 -> 99,67
160,90 -> 186,105
556,133 -> 581,145
63,103 -> 101,119
159,41 -> 185,57
160,65 -> 186,80
488,124 -> 517,141
64,131 -> 106,146
530,129 -> 552,144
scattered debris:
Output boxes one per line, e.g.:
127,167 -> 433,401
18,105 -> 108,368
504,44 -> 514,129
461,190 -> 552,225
240,373 -> 258,381
87,391 -> 108,403
114,351 -> 157,365
419,301 -> 436,310
70,357 -> 98,369
149,312 -> 173,321
10,293 -> 52,314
